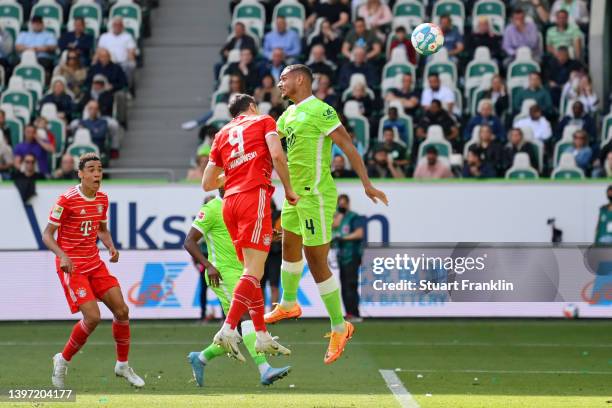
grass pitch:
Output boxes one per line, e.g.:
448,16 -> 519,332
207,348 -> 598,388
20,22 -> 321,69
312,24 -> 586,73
0,319 -> 610,407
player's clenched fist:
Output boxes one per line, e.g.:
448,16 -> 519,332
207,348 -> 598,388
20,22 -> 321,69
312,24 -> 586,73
60,254 -> 74,274
286,190 -> 300,206
109,247 -> 120,263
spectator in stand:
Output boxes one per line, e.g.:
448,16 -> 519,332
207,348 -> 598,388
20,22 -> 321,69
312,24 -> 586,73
413,146 -> 453,179
254,74 -> 283,108
80,74 -> 115,117
13,124 -> 54,175
546,9 -> 583,60
15,15 -> 57,74
592,151 -> 612,179
307,44 -> 335,81
331,127 -> 365,159
421,73 -> 457,116
388,26 -> 417,65
416,100 -> 460,152
463,147 -> 496,178
220,22 -> 257,61
381,107 -> 408,144
307,19 -> 343,64
86,48 -> 128,93
52,153 -> 78,180
367,148 -> 404,178
510,0 -> 550,26
464,99 -> 505,142
344,82 -> 374,118
375,127 -> 409,170
438,14 -> 464,61
0,110 -> 12,145
226,48 -> 259,94
58,17 -> 94,66
513,72 -> 553,116
263,16 -> 301,62
313,73 -> 338,107
186,146 -> 210,181
0,26 -> 13,73
74,100 -> 109,152
502,8 -> 541,65
13,153 -> 46,202
567,129 -> 592,172
331,155 -> 357,178
545,46 -> 581,105
341,17 -> 382,62
562,73 -> 599,114
97,17 -> 137,90
338,46 -> 378,90
472,125 -> 505,176
502,128 -> 539,171
385,73 -> 420,117
483,74 -> 509,117
258,47 -> 287,82
0,130 -> 13,180
305,0 -> 350,31
556,100 -> 596,141
469,17 -> 504,65
357,0 -> 392,35
54,49 -> 88,103
34,117 -> 56,151
40,77 -> 74,121
550,0 -> 589,27
514,104 -> 553,143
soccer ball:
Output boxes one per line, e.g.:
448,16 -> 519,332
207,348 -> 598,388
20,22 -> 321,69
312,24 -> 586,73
411,23 -> 444,56
562,304 -> 579,319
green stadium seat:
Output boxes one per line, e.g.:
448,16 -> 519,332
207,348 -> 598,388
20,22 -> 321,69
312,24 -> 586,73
465,47 -> 498,98
392,0 -> 424,32
68,0 -> 102,38
232,0 -> 265,41
32,0 -> 63,38
423,48 -> 457,89
110,0 -> 142,40
378,103 -> 413,152
505,152 -> 539,179
418,125 -> 452,164
551,153 -> 584,179
1,76 -> 33,125
553,125 -> 581,167
600,112 -> 612,146
343,101 -> 370,151
1,104 -> 23,146
432,0 -> 465,34
272,0 -> 305,37
13,50 -> 45,104
0,0 -> 22,43
67,128 -> 100,159
472,0 -> 505,35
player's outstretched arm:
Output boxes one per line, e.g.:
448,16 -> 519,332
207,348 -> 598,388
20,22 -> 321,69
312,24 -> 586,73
98,222 -> 119,263
202,164 -> 224,192
330,126 -> 389,206
183,227 -> 221,287
42,223 -> 73,273
266,132 -> 299,206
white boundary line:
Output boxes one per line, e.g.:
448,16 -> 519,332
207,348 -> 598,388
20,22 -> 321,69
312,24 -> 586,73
379,369 -> 420,408
396,368 -> 612,375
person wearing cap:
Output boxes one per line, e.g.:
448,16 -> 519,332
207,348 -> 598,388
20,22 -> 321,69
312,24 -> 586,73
80,74 -> 114,116
186,144 -> 211,181
15,15 -> 57,73
40,77 -> 75,121
413,146 -> 454,180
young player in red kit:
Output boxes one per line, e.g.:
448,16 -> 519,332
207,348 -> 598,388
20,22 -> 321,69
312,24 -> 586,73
42,153 -> 144,389
203,94 -> 299,361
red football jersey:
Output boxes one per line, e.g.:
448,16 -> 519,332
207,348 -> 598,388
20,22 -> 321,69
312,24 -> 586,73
209,114 -> 277,197
48,185 -> 109,274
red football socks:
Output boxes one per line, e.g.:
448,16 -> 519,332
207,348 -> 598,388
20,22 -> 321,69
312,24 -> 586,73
112,318 -> 130,362
61,320 -> 93,361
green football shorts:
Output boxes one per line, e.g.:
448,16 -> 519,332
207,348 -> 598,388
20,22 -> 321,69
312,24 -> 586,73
281,189 -> 338,247
205,267 -> 241,314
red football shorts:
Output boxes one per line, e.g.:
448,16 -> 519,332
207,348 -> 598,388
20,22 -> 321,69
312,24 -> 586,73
223,185 -> 274,261
56,260 -> 120,313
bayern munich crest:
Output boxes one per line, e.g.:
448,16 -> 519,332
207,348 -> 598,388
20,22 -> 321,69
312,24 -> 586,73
77,287 -> 87,298
263,234 -> 272,246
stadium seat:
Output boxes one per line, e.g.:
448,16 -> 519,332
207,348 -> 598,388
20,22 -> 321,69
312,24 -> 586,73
391,0 -> 424,32
417,125 -> 452,164
505,152 -> 539,179
67,128 -> 100,161
551,152 -> 584,179
258,101 -> 271,115
341,74 -> 375,102
306,17 -> 324,47
205,103 -> 231,129
472,0 -> 505,35
232,0 -> 266,42
343,100 -> 370,151
13,50 -> 45,106
218,49 -> 241,80
1,103 -> 23,146
515,125 -> 544,173
432,0 -> 465,34
211,75 -> 230,106
382,48 -> 416,88
1,76 -> 33,125
31,0 -> 63,38
423,48 -> 457,90
468,73 -> 493,116
378,101 -> 413,150
600,112 -> 612,145
41,102 -> 66,160
438,72 -> 462,114
272,0 -> 305,37
464,47 -> 498,98
110,0 -> 143,40
463,125 -> 481,157
0,0 -> 23,42
68,0 -> 102,38
507,47 -> 540,112
553,124 -> 581,167
512,98 -> 537,125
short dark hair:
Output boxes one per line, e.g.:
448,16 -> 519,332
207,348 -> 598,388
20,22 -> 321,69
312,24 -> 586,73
556,9 -> 569,16
31,15 -> 43,23
425,146 -> 438,155
510,128 -> 524,137
355,17 -> 366,24
284,64 -> 313,82
439,14 -> 451,22
395,26 -> 406,33
338,193 -> 350,203
512,8 -> 525,16
428,72 -> 440,79
78,152 -> 101,170
228,93 -> 256,117
74,16 -> 85,24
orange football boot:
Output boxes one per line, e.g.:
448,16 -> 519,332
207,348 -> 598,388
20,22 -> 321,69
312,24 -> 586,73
264,303 -> 302,324
323,322 -> 355,364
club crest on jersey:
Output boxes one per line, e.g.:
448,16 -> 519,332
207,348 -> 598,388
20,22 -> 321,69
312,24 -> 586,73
263,234 -> 272,246
198,211 -> 205,220
97,205 -> 104,214
51,205 -> 64,219
77,287 -> 87,298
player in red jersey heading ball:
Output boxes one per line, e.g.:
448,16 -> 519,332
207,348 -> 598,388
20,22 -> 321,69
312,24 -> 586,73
203,94 -> 299,360
42,153 -> 144,389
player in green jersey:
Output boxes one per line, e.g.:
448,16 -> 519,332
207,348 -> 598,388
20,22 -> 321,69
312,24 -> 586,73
184,192 -> 291,386
265,64 -> 388,364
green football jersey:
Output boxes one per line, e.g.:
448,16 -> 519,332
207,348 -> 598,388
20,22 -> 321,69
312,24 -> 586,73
191,197 -> 242,272
276,95 -> 342,194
